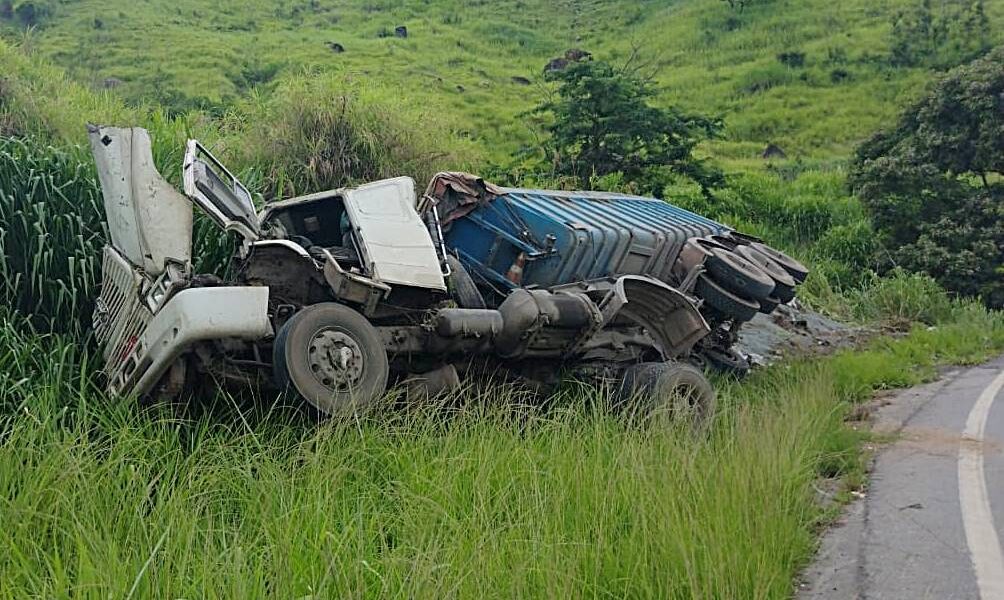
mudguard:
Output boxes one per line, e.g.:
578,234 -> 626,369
610,276 -> 710,358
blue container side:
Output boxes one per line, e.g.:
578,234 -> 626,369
443,186 -> 728,291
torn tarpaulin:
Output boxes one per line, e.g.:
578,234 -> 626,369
419,172 -> 504,228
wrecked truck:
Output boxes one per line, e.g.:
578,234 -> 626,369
89,126 -> 807,419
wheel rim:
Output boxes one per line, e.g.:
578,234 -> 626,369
307,327 -> 365,392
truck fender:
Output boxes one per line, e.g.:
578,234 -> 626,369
119,287 -> 272,398
601,276 -> 710,359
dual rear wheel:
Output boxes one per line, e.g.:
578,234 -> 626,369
693,238 -> 808,322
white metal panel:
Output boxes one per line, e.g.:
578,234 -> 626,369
127,286 -> 272,398
343,177 -> 446,291
88,126 -> 193,276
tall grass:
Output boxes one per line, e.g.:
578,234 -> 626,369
224,74 -> 478,200
0,137 -> 104,335
1,301 -> 1002,598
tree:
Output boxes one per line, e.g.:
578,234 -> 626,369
529,59 -> 722,196
851,47 -> 1004,308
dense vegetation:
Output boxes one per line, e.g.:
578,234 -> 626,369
1,0 -> 1003,596
852,47 -> 1004,309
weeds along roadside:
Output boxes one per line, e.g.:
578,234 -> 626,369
0,291 -> 1001,597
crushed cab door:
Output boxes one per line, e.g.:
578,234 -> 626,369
182,140 -> 260,241
342,177 -> 446,291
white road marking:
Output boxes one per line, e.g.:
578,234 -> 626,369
959,367 -> 1004,599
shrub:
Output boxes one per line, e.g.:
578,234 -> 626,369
11,0 -> 51,27
777,51 -> 805,68
850,269 -> 955,325
813,220 -> 877,273
227,74 -> 472,199
852,47 -> 1004,308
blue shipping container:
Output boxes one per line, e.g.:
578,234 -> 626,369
442,186 -> 728,292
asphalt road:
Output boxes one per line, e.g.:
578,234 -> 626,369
800,355 -> 1004,600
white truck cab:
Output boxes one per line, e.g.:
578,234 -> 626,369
183,138 -> 446,292
90,126 -> 448,402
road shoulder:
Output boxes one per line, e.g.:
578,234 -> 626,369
798,359 -> 1004,599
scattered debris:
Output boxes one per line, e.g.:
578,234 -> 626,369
735,302 -> 876,365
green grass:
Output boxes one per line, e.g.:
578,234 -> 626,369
1,298 -> 1002,598
7,0 -> 1004,163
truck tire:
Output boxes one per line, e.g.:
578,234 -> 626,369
759,295 -> 782,315
750,243 -> 809,284
617,362 -> 716,427
273,303 -> 389,416
733,245 -> 796,290
695,274 -> 760,323
445,255 -> 486,309
705,248 -> 776,301
773,282 -> 796,304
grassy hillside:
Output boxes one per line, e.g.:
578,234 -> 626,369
8,0 -> 1003,164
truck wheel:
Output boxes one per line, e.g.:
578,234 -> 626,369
273,303 -> 389,416
733,245 -> 796,290
705,248 -> 776,301
445,255 -> 486,309
695,275 -> 760,323
759,295 -> 782,315
773,282 -> 796,304
617,362 -> 716,427
750,243 -> 809,284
